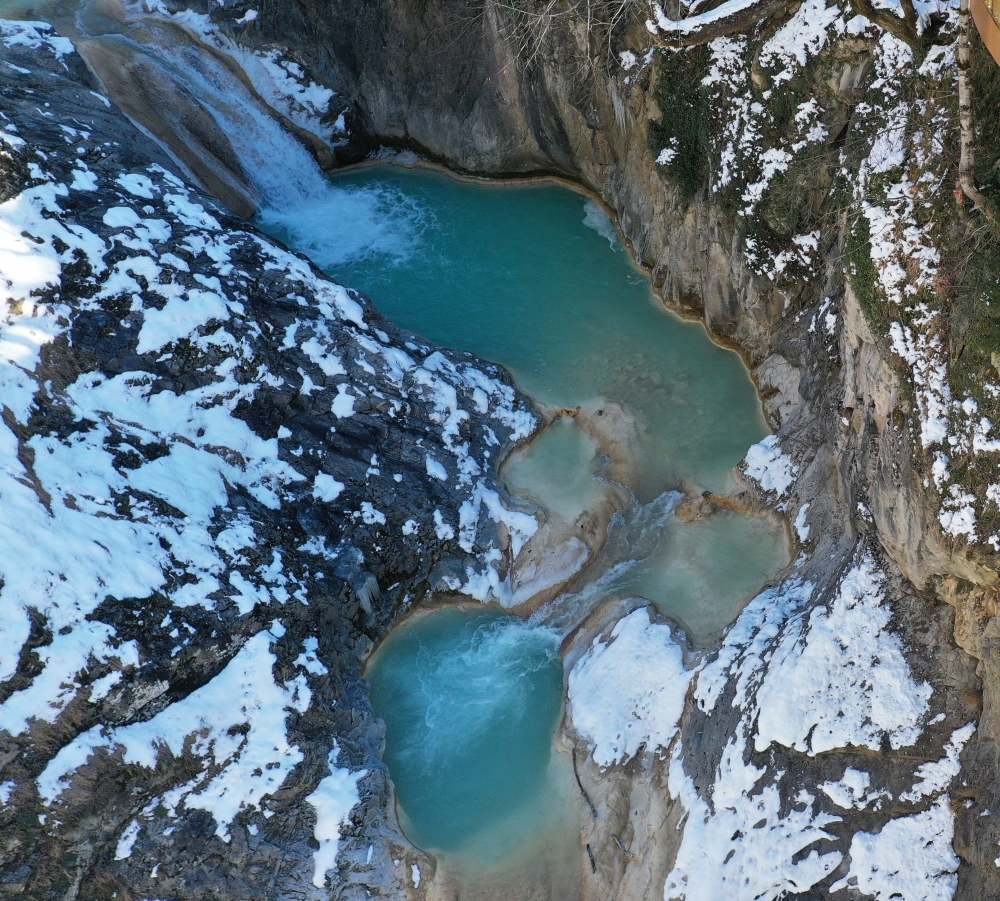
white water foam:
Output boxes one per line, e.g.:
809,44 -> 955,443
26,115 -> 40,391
83,6 -> 429,267
413,618 -> 560,764
257,184 -> 431,269
148,32 -> 431,266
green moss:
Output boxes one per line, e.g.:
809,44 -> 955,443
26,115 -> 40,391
845,213 -> 884,328
963,259 -> 1000,362
948,29 -> 1000,373
648,46 -> 711,203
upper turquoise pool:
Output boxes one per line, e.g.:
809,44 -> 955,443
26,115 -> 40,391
258,166 -> 767,497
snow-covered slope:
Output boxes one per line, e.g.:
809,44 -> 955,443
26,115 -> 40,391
0,22 -> 536,900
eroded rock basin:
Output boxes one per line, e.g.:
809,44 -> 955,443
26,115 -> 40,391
257,166 -> 790,897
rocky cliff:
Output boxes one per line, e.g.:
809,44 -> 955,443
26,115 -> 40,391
175,0 -> 1000,897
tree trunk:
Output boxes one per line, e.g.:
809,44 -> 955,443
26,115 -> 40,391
957,0 -> 1000,226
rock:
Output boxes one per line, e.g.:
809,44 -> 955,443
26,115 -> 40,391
0,25 -> 538,901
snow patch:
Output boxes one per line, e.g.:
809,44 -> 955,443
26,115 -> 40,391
307,744 -> 365,888
741,434 -> 797,498
568,608 -> 690,766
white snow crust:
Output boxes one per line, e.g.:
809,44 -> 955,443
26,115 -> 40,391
830,800 -> 960,901
568,608 -> 690,766
753,555 -> 932,755
741,434 -> 797,498
307,745 -> 365,888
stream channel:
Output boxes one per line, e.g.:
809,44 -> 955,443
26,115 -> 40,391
1,3 -> 789,894
258,168 -> 789,899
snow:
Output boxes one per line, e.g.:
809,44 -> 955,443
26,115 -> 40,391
830,799 -> 960,901
137,287 -> 230,354
656,146 -> 678,165
0,34 -> 549,874
359,502 -> 385,525
331,385 -> 356,417
665,548 -> 948,901
899,723 -> 976,802
306,745 -> 365,888
0,19 -> 74,58
820,768 -> 889,810
313,473 -> 345,502
794,503 -> 810,541
115,819 -> 141,860
411,864 -> 421,887
753,555 -> 932,755
89,671 -> 123,702
695,578 -> 814,714
648,0 -> 769,35
939,485 -> 978,541
664,536 -> 960,901
37,628 -> 309,840
425,455 -> 448,481
568,608 -> 691,766
757,0 -> 844,82
433,509 -> 455,540
117,173 -> 158,199
295,636 -> 328,676
889,321 -> 951,448
0,622 -> 139,736
664,732 -> 843,901
741,434 -> 797,498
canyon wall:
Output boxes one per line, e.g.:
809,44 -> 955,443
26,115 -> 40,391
213,1 -> 1000,897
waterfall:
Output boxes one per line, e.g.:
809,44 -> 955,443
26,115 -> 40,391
68,3 -> 326,213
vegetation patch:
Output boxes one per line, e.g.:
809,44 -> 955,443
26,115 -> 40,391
843,215 -> 882,328
648,45 -> 711,202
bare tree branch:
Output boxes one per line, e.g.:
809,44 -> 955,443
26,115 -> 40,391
647,0 -> 943,50
646,0 -> 800,47
845,0 -> 925,49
